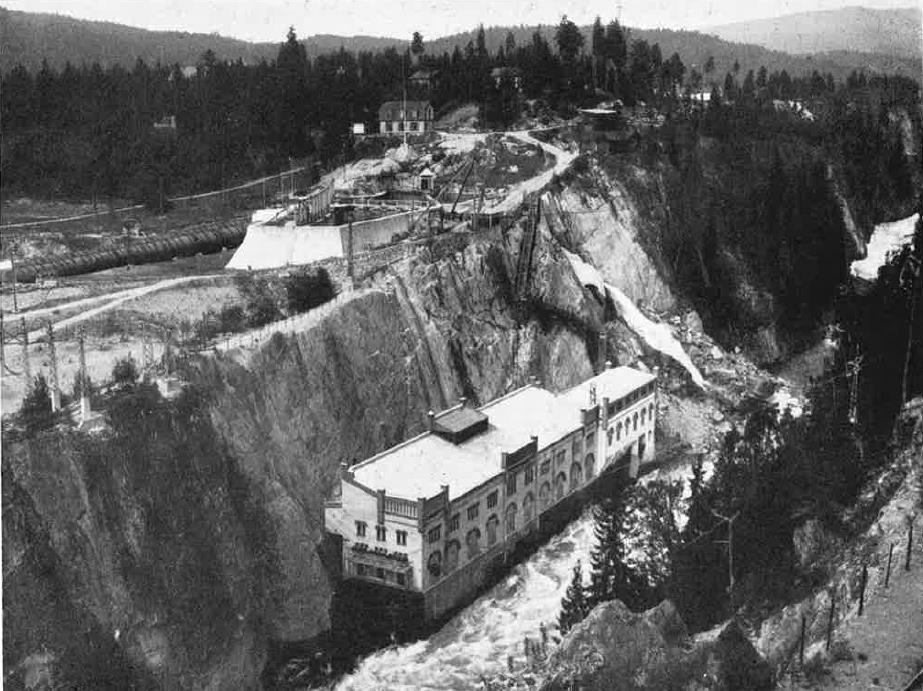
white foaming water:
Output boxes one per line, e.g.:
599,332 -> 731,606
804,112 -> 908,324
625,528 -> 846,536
851,213 -> 919,281
335,509 -> 598,691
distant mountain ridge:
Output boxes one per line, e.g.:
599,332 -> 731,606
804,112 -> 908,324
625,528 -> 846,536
708,6 -> 922,59
1,5 -> 919,82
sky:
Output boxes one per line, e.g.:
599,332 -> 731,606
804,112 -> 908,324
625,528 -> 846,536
3,0 -> 916,42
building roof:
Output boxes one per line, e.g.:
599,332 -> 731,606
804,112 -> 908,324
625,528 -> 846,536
378,100 -> 433,120
350,366 -> 655,503
491,67 -> 523,77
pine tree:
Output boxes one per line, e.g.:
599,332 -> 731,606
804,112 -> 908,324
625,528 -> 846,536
588,491 -> 650,610
558,560 -> 590,635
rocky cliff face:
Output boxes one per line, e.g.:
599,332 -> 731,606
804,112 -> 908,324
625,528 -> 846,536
4,109 -> 917,689
2,227 -> 603,689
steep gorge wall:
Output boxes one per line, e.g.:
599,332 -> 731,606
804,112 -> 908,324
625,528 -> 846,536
2,227 -> 603,689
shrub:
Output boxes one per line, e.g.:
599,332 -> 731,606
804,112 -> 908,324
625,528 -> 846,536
284,267 -> 336,314
112,356 -> 139,386
20,374 -> 54,431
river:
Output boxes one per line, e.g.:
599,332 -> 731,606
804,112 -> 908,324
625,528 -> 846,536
334,508 -> 597,690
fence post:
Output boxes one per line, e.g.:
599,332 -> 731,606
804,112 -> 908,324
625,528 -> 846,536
906,523 -> 914,571
799,614 -> 806,666
858,564 -> 867,616
885,543 -> 894,587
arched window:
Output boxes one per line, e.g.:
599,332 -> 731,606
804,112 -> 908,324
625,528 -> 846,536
444,539 -> 461,572
555,472 -> 567,500
633,412 -> 638,431
486,514 -> 499,546
427,551 -> 443,579
607,427 -> 614,446
641,408 -> 647,425
539,481 -> 551,509
585,453 -> 595,479
523,492 -> 535,523
616,421 -> 622,441
465,527 -> 481,559
649,403 -> 654,420
505,502 -> 518,535
570,461 -> 583,490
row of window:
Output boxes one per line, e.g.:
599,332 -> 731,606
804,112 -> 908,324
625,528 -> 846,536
425,454 -> 598,582
354,563 -> 408,587
382,120 -> 428,132
607,383 -> 656,416
606,402 -> 655,446
355,521 -> 408,545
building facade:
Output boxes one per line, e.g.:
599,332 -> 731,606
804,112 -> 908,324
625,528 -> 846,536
378,100 -> 434,135
324,365 -> 657,619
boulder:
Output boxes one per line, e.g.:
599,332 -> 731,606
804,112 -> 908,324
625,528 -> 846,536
547,600 -> 670,690
689,620 -> 774,691
642,600 -> 688,646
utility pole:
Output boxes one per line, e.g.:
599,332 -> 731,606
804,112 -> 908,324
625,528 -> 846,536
46,322 -> 61,412
78,332 -> 91,425
346,206 -> 355,288
713,509 -> 741,598
11,256 -> 19,313
901,254 -> 920,404
847,349 -> 863,426
21,316 -> 30,385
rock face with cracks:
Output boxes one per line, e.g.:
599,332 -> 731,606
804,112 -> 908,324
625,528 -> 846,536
2,231 -> 602,689
544,599 -> 772,691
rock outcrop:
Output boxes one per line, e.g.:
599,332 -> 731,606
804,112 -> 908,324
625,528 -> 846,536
541,599 -> 772,691
2,230 -> 602,689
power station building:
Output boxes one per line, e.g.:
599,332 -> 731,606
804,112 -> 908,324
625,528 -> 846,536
324,365 -> 657,619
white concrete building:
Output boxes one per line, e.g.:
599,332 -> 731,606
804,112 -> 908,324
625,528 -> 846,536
324,365 -> 657,618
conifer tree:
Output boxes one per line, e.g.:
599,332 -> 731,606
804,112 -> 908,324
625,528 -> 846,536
588,491 -> 650,610
558,559 -> 590,635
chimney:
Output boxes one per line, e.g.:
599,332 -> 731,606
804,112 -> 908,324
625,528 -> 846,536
377,489 -> 386,525
459,396 -> 467,407
605,360 -> 613,370
427,410 -> 436,431
340,461 -> 354,480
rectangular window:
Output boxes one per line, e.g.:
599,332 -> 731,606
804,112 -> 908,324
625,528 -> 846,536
540,459 -> 551,476
525,463 -> 535,485
396,530 -> 408,546
396,572 -> 406,587
428,525 -> 442,543
375,525 -> 387,542
356,563 -> 367,576
467,503 -> 479,521
487,491 -> 498,508
586,431 -> 595,449
556,450 -> 566,468
355,521 -> 367,538
572,436 -> 582,458
375,567 -> 385,580
448,514 -> 460,533
506,473 -> 517,496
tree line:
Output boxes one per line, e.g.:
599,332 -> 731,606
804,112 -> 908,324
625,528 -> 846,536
2,16 -> 919,205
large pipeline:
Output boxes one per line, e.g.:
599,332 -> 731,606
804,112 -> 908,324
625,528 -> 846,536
5,218 -> 247,283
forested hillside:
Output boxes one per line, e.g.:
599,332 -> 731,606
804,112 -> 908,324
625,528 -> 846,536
2,17 -> 919,210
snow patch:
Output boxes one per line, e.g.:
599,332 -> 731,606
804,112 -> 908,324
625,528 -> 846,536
769,388 -> 804,419
851,213 -> 918,281
606,283 -> 707,389
562,249 -> 705,388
